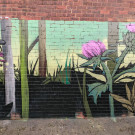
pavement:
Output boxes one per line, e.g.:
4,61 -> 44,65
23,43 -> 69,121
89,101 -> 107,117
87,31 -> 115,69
0,116 -> 135,135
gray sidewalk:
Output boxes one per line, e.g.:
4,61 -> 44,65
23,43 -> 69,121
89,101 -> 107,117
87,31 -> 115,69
0,117 -> 135,135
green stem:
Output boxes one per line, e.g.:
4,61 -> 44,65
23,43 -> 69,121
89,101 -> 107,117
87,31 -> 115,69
112,48 -> 128,77
83,68 -> 92,117
75,71 -> 82,95
101,62 -> 115,118
65,51 -> 70,84
19,20 -> 29,119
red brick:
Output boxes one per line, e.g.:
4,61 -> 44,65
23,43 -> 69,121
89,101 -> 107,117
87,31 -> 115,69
119,11 -> 128,15
100,10 -> 110,15
56,5 -> 66,10
0,0 -> 133,21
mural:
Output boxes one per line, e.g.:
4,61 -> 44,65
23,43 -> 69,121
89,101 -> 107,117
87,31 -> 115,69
0,18 -> 135,119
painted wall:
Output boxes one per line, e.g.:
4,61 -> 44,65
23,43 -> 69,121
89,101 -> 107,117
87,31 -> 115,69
0,19 -> 135,119
9,20 -> 135,74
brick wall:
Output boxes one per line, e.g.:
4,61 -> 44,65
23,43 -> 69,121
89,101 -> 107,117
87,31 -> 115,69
0,0 -> 135,119
0,0 -> 135,21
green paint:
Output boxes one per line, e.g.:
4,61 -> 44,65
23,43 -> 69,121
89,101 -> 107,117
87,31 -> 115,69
83,68 -> 92,117
75,67 -> 92,117
46,21 -> 108,74
112,48 -> 129,77
88,83 -> 108,104
75,72 -> 82,95
65,51 -> 70,84
19,20 -> 29,119
101,62 -> 115,119
113,66 -> 135,81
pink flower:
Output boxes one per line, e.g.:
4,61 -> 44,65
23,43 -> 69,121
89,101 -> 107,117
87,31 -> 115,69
82,40 -> 106,59
126,24 -> 135,33
0,52 -> 3,57
0,59 -> 5,62
0,52 -> 5,64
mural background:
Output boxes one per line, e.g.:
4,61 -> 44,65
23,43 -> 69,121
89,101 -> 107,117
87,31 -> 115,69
1,20 -> 135,75
0,19 -> 135,119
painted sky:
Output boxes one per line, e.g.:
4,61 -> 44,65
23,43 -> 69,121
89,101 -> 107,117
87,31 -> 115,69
46,21 -> 108,73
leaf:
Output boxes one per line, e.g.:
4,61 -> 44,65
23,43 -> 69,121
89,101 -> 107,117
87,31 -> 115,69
93,64 -> 97,70
80,60 -> 94,67
69,58 -> 71,68
119,41 -> 125,45
88,83 -> 108,104
77,54 -> 88,60
132,49 -> 135,55
126,84 -> 131,101
110,94 -> 132,106
65,51 -> 70,84
53,70 -> 56,81
102,71 -> 105,75
87,66 -> 103,74
43,79 -> 51,85
96,58 -> 101,66
132,81 -> 135,97
122,104 -> 133,112
112,48 -> 128,78
115,76 -> 135,83
87,70 -> 106,82
72,55 -> 75,68
31,58 -> 39,75
115,58 -> 119,63
87,82 -> 103,92
55,58 -> 61,69
101,57 -> 112,61
113,66 -> 135,81
75,71 -> 82,95
102,50 -> 115,57
80,57 -> 96,67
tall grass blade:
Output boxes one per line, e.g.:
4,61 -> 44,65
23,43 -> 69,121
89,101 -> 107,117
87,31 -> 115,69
83,68 -> 92,117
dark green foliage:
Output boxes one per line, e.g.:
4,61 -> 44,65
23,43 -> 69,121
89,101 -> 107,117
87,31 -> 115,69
28,58 -> 39,76
0,102 -> 13,119
14,57 -> 39,80
44,52 -> 71,85
111,81 -> 135,113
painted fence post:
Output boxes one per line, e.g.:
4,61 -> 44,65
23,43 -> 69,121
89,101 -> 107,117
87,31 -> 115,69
1,18 -> 16,113
19,20 -> 29,118
38,20 -> 47,77
108,22 -> 119,72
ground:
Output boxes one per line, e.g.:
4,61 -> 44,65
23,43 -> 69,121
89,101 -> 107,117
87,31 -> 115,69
0,116 -> 135,135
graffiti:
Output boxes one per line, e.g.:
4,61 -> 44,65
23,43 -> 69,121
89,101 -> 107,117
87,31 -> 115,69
0,19 -> 135,119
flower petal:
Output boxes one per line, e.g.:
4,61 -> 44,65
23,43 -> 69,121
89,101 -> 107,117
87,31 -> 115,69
97,41 -> 106,53
126,24 -> 135,33
82,40 -> 106,59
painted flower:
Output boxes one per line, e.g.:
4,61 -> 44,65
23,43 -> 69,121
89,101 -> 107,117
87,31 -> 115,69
126,24 -> 135,33
82,40 -> 106,59
0,52 -> 5,65
123,24 -> 135,52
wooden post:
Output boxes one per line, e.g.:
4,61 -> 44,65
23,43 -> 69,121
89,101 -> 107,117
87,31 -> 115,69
38,20 -> 47,77
108,22 -> 119,72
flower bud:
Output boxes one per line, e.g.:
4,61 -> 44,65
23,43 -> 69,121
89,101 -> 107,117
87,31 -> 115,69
82,40 -> 106,59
